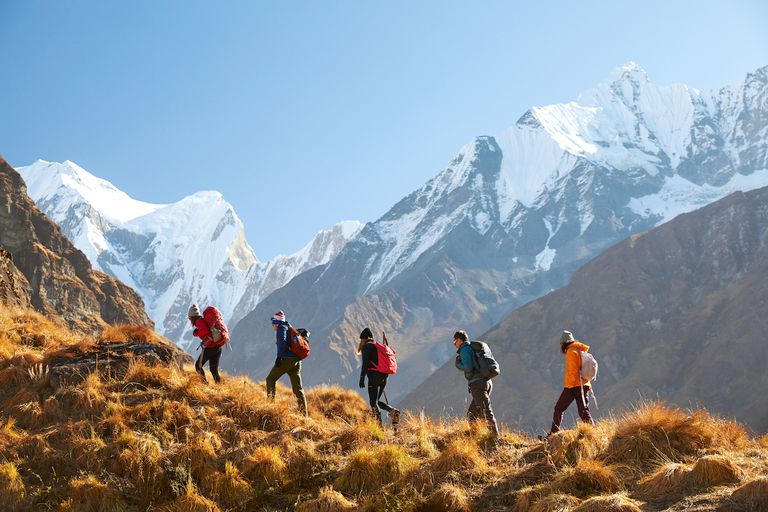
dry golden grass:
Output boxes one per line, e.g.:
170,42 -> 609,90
571,493 -> 642,512
729,476 -> 768,510
418,482 -> 472,512
529,492 -> 581,512
0,462 -> 25,511
335,444 -> 415,492
1,305 -> 767,512
296,486 -> 357,512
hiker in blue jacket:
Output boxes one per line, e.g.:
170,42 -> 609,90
265,310 -> 308,415
454,329 -> 499,438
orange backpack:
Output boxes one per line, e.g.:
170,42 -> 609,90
287,326 -> 311,360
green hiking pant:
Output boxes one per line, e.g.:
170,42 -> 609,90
265,357 -> 307,415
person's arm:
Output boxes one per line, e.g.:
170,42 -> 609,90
359,343 -> 371,387
276,323 -> 288,351
455,344 -> 474,371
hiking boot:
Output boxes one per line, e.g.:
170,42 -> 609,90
390,408 -> 401,426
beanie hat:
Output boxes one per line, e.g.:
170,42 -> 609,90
188,303 -> 201,319
560,330 -> 575,343
271,311 -> 286,324
359,327 -> 373,340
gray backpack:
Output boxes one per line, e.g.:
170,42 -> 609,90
470,341 -> 500,379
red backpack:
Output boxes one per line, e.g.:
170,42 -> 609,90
202,306 -> 230,348
369,333 -> 397,374
287,326 -> 311,360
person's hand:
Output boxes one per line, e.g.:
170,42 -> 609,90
359,377 -> 365,389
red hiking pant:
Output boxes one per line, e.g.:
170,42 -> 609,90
550,386 -> 594,434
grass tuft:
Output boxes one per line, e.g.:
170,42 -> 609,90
296,486 -> 357,512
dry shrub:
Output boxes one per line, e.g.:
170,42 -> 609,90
171,432 -> 220,484
98,323 -> 164,345
0,365 -> 29,388
729,476 -> 768,510
222,389 -> 293,431
548,422 -> 609,467
0,462 -> 25,511
635,463 -> 689,499
160,481 -> 221,512
64,474 -> 125,512
284,438 -> 329,485
548,459 -> 623,498
210,461 -> 251,508
123,359 -> 171,388
513,485 -> 546,512
2,307 -> 77,349
431,439 -> 487,476
604,402 -> 722,466
242,445 -> 286,485
758,435 -> 768,449
571,493 -> 642,512
118,432 -> 167,503
57,372 -> 106,420
69,428 -> 107,471
687,454 -> 744,487
296,486 -> 357,512
530,493 -> 581,512
330,418 -> 386,453
419,482 -> 471,512
400,412 -> 440,458
305,385 -> 370,423
335,444 -> 415,492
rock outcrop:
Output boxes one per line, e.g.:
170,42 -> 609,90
0,156 -> 152,332
0,248 -> 31,308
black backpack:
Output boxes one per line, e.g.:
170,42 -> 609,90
470,340 -> 500,379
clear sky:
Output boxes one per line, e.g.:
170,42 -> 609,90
1,1 -> 766,259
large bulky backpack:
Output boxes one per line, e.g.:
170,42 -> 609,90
287,326 -> 311,360
470,340 -> 500,379
202,306 -> 230,348
369,340 -> 398,375
579,351 -> 598,381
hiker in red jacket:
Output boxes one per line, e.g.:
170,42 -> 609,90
549,330 -> 595,434
189,303 -> 223,383
358,327 -> 400,427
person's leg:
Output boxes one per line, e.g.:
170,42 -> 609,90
195,350 -> 209,382
207,347 -> 223,383
575,387 -> 595,426
483,380 -> 500,437
468,380 -> 487,422
374,374 -> 394,413
287,360 -> 307,415
550,388 -> 576,434
265,358 -> 287,400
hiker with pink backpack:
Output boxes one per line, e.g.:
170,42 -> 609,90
548,330 -> 597,435
188,303 -> 230,384
357,327 -> 401,427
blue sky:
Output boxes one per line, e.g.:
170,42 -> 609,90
1,1 -> 766,258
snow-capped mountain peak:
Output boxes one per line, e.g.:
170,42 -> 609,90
18,161 -> 362,348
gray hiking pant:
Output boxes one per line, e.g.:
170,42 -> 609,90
468,379 -> 499,436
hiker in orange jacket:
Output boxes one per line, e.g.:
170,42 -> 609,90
549,330 -> 595,434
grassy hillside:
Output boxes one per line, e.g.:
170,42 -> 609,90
0,307 -> 766,511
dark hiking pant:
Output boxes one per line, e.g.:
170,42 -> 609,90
468,379 -> 499,436
195,347 -> 222,383
265,357 -> 307,415
550,386 -> 594,434
366,371 -> 394,421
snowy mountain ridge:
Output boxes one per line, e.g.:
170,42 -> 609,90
18,160 -> 363,347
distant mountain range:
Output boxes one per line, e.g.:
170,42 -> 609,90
226,62 -> 768,399
18,160 -> 362,348
404,185 -> 768,432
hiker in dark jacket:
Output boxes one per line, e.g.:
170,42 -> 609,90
549,330 -> 595,434
358,327 -> 400,427
265,310 -> 308,415
189,303 -> 222,384
454,329 -> 499,437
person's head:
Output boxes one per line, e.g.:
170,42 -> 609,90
188,303 -> 202,324
560,330 -> 575,353
453,330 -> 468,349
271,311 -> 286,331
357,327 -> 373,354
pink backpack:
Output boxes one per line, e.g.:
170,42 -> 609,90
202,306 -> 230,348
369,333 -> 397,374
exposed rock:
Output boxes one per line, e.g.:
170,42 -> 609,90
0,156 -> 152,332
0,247 -> 31,308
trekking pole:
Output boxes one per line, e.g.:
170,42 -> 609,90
382,331 -> 389,346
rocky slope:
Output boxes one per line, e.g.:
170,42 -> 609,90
0,248 -> 31,309
403,185 -> 768,432
227,63 -> 768,397
0,157 -> 151,331
18,160 -> 362,348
